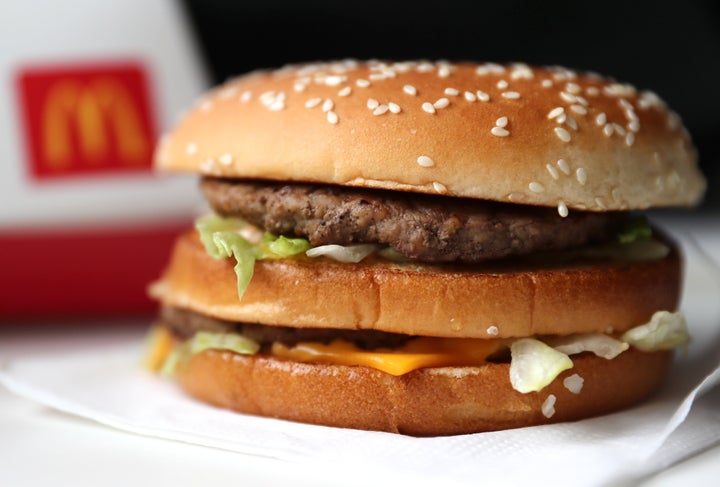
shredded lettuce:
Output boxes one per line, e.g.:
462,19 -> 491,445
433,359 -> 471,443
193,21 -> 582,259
258,233 -> 311,259
160,341 -> 190,377
377,247 -> 411,262
507,310 -> 689,393
305,243 -> 379,263
196,214 -> 250,258
509,338 -> 573,393
617,216 -> 653,244
621,311 -> 690,351
549,333 -> 629,359
195,214 -> 310,298
160,331 -> 259,377
189,331 -> 260,355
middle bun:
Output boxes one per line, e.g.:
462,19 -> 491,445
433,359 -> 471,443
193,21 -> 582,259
150,231 -> 681,338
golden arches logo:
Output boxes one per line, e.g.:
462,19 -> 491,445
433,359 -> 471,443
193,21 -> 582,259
41,77 -> 150,169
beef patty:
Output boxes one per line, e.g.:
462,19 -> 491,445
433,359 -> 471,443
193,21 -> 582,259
161,305 -> 413,350
201,177 -> 626,263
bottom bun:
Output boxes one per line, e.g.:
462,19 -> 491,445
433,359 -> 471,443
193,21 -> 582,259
173,342 -> 672,436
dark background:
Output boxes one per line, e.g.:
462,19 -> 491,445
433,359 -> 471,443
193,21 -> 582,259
179,0 -> 719,212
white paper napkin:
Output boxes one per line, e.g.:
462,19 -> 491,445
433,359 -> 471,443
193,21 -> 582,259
2,233 -> 719,487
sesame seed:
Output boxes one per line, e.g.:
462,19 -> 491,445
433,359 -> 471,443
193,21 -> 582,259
557,113 -> 567,124
327,111 -> 338,124
576,167 -> 587,185
560,91 -> 576,103
437,64 -> 451,78
541,79 -> 553,88
565,82 -> 581,94
625,133 -> 635,146
475,63 -> 506,76
554,127 -> 571,142
476,90 -> 490,102
613,123 -> 626,136
595,112 -> 607,126
324,75 -> 346,86
604,83 -> 636,97
388,102 -> 401,114
548,107 -> 564,119
305,98 -> 322,108
486,325 -> 499,336
219,153 -> 233,166
546,163 -> 559,180
432,181 -> 447,193
434,97 -> 450,109
570,104 -> 587,115
564,116 -> 578,131
491,126 -> 510,137
595,197 -> 607,209
373,104 -> 389,116
240,91 -> 252,103
260,91 -> 286,111
403,84 -> 417,96
322,99 -> 334,112
422,102 -> 436,114
186,143 -> 197,155
618,98 -> 633,111
475,66 -> 489,76
464,91 -> 477,102
268,99 -> 285,111
338,86 -> 352,97
495,116 -> 508,127
529,181 -> 545,193
557,159 -> 571,175
199,158 -> 215,172
444,87 -> 459,96
553,70 -> 572,82
367,98 -> 379,110
628,120 -> 640,132
259,91 -> 275,104
638,91 -> 663,109
356,79 -> 371,88
417,155 -> 435,167
502,91 -> 521,99
217,86 -> 238,99
603,124 -> 614,137
510,64 -> 534,80
557,201 -> 569,218
496,80 -> 509,89
575,95 -> 588,106
586,86 -> 600,96
417,62 -> 435,72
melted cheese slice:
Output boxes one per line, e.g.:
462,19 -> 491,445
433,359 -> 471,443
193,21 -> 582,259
271,337 -> 505,376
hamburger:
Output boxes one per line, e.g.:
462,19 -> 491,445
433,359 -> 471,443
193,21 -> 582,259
145,59 -> 706,436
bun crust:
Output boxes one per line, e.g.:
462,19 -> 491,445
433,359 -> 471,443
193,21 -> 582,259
174,343 -> 673,435
155,60 -> 705,211
149,231 -> 682,338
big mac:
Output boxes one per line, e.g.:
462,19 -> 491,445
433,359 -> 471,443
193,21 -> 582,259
145,60 -> 706,435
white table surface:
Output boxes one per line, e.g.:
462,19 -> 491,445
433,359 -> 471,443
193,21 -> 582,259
1,211 -> 719,487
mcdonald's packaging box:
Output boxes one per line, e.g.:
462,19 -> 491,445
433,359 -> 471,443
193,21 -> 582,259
1,0 -> 209,319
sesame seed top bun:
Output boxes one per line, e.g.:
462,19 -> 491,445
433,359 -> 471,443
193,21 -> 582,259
156,59 -> 706,213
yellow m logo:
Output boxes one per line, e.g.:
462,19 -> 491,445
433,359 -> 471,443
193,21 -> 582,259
42,78 -> 150,168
